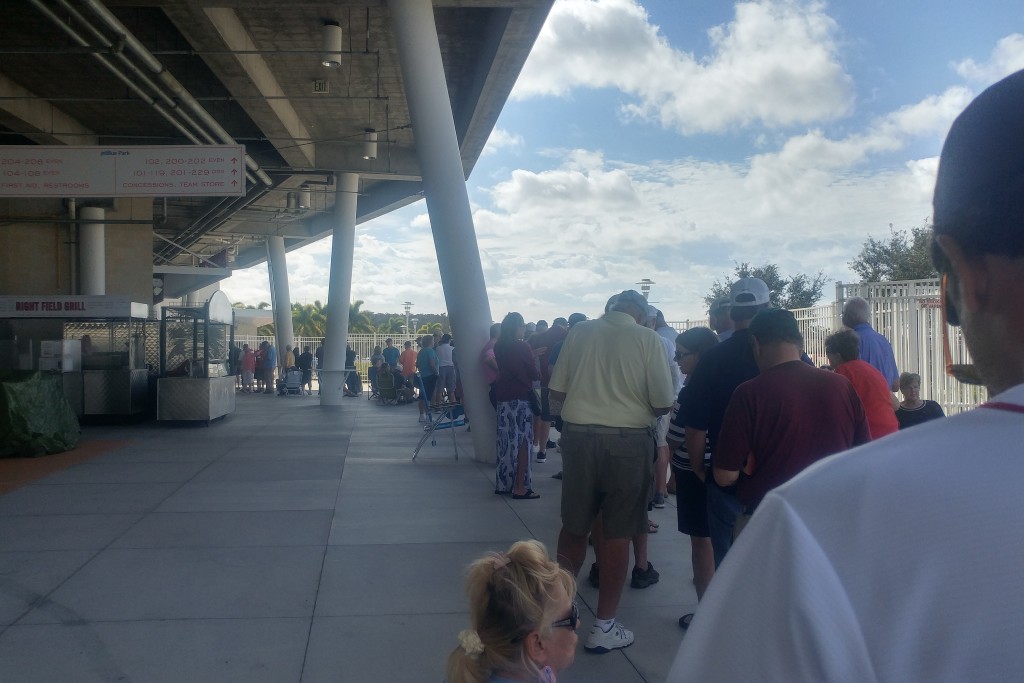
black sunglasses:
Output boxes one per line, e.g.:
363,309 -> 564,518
674,350 -> 695,360
551,601 -> 580,631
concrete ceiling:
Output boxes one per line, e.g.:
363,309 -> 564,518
0,0 -> 552,274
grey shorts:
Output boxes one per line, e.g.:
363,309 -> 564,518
438,365 -> 456,394
559,422 -> 656,539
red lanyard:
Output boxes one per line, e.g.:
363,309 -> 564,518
981,402 -> 1024,415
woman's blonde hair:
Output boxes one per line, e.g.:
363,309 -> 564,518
446,540 -> 576,683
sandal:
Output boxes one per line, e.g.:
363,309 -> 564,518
512,490 -> 540,500
648,520 -> 659,533
679,613 -> 694,630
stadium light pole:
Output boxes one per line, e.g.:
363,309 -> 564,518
637,278 -> 655,300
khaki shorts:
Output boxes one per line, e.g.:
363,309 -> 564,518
560,422 -> 656,539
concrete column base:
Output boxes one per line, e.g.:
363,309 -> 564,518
318,370 -> 347,406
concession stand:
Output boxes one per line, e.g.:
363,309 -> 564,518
156,289 -> 235,423
0,295 -> 153,417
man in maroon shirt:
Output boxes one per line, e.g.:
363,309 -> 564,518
713,309 -> 870,538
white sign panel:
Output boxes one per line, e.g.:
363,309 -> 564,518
0,295 -> 148,319
0,145 -> 246,198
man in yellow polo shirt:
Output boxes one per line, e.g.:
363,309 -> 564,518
549,289 -> 676,654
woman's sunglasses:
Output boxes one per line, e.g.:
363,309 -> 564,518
941,273 -> 983,385
551,601 -> 580,631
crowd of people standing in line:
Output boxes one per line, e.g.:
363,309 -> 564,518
231,340 -> 315,395
457,266 -> 950,664
448,68 -> 1024,682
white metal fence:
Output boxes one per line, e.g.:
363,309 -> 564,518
237,279 -> 982,414
667,278 -> 983,415
234,333 -> 421,375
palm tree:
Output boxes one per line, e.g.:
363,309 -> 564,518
377,316 -> 405,334
292,301 -> 327,337
348,300 -> 374,333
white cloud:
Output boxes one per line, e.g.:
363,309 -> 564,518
223,121 -> 942,321
954,34 -> 1024,85
482,127 -> 525,156
515,0 -> 853,133
221,8 -> 1019,324
744,86 -> 972,209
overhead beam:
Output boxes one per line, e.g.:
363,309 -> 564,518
314,141 -> 422,177
203,7 -> 316,167
0,73 -> 97,146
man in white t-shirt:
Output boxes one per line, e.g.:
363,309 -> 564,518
668,69 -> 1024,681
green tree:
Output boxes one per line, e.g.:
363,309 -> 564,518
704,262 -> 828,311
849,223 -> 937,282
292,301 -> 327,337
376,316 -> 405,334
347,300 -> 374,333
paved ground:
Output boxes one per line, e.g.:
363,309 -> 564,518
0,389 -> 697,682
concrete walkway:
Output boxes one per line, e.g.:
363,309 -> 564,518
0,390 -> 696,682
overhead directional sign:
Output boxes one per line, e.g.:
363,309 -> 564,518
0,145 -> 246,198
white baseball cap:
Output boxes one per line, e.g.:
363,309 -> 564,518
730,277 -> 771,306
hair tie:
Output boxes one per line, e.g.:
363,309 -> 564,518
458,629 -> 485,659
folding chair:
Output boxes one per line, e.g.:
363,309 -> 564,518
376,370 -> 401,405
413,372 -> 464,460
367,365 -> 380,401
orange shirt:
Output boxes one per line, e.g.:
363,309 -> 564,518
399,348 -> 418,377
835,360 -> 899,439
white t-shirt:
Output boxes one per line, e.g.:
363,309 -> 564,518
668,383 -> 1024,683
435,342 -> 454,367
658,333 -> 684,395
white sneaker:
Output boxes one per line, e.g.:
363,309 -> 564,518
584,621 -> 634,654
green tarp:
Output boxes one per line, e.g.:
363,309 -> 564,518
0,371 -> 80,457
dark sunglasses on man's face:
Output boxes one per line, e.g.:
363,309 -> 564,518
551,601 -> 580,631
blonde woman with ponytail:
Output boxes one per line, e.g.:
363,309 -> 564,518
447,540 -> 578,683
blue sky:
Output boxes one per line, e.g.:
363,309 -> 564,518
222,0 -> 1024,323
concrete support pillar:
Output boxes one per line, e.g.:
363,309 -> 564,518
266,236 -> 295,370
391,0 -> 496,463
79,206 -> 105,295
320,172 -> 359,407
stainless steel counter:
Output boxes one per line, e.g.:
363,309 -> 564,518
157,376 -> 235,423
82,369 -> 148,416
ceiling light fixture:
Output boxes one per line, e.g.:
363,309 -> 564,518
321,21 -> 342,67
362,128 -> 378,160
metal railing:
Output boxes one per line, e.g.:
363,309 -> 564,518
667,278 -> 982,415
234,278 -> 982,415
233,333 -> 420,376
